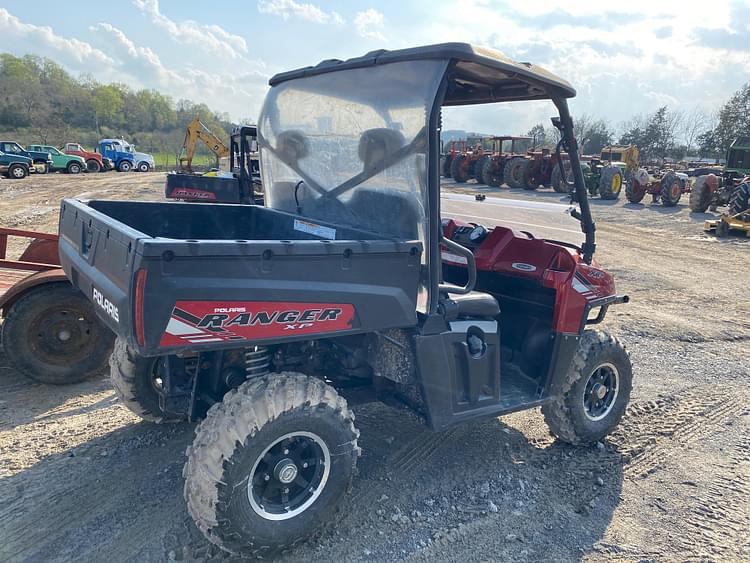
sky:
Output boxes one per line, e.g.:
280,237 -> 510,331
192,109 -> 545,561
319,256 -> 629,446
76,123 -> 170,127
1,0 -> 749,135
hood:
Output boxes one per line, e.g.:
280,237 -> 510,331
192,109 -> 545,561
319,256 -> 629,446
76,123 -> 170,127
134,151 -> 154,164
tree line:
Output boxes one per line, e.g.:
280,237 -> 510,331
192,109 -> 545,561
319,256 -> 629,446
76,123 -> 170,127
526,83 -> 750,163
0,53 -> 246,159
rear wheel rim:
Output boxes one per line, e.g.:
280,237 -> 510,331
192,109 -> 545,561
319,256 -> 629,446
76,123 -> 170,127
612,174 -> 622,194
671,182 -> 680,200
583,363 -> 620,421
247,431 -> 330,521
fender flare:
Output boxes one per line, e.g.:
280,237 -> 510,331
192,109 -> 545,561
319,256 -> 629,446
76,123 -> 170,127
0,269 -> 70,313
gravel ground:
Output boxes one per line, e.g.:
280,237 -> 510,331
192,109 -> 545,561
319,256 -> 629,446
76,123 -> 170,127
1,173 -> 748,562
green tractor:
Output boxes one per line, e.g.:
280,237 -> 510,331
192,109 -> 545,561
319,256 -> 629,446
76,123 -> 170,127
552,145 -> 638,200
690,137 -> 750,213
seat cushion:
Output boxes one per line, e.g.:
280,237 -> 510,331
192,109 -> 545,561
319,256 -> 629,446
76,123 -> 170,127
445,290 -> 500,319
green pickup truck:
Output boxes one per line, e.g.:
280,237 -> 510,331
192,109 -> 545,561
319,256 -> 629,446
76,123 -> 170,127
0,150 -> 32,179
27,145 -> 85,174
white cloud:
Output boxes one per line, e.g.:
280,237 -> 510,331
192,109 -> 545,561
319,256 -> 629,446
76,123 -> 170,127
0,8 -> 113,67
354,9 -> 386,41
258,0 -> 344,24
132,0 -> 249,59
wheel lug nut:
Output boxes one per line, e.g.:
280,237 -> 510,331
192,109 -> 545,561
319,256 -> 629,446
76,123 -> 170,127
283,449 -> 289,455
284,488 -> 289,494
264,474 -> 270,481
302,462 -> 308,468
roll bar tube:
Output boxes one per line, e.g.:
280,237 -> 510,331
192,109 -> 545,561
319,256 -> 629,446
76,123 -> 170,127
552,98 -> 596,264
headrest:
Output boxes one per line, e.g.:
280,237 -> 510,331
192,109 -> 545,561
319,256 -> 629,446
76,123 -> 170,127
275,130 -> 309,166
358,128 -> 405,170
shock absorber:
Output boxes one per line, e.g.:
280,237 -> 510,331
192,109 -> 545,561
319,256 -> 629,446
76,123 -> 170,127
245,345 -> 271,378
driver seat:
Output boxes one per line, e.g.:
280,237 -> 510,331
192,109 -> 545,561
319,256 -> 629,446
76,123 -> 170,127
440,286 -> 500,320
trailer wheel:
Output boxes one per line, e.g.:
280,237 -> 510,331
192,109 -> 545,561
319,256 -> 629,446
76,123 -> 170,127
729,182 -> 749,215
67,161 -> 82,174
184,373 -> 359,557
660,172 -> 682,206
86,159 -> 101,173
1,283 -> 113,384
8,164 -> 28,179
598,166 -> 623,200
450,155 -> 470,183
117,160 -> 132,172
542,330 -> 632,444
109,338 -> 183,423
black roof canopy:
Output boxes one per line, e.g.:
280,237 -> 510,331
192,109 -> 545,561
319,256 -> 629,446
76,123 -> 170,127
268,42 -> 575,105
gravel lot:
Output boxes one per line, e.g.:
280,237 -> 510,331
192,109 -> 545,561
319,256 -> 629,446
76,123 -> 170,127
1,172 -> 748,562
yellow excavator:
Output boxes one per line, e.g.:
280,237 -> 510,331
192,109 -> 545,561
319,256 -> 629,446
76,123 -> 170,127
178,118 -> 230,173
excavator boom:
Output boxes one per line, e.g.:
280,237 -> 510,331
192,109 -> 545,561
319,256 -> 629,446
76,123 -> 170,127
179,118 -> 230,173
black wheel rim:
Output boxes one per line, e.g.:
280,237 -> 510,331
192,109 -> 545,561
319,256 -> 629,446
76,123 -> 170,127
247,431 -> 330,521
583,363 -> 619,421
28,304 -> 97,366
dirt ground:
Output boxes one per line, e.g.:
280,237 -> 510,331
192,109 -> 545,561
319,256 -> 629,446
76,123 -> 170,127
1,172 -> 749,562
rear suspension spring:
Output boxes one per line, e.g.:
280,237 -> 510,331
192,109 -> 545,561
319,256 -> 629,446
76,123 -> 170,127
245,346 -> 271,378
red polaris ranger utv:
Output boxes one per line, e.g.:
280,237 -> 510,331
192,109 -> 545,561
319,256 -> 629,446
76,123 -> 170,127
57,44 -> 631,557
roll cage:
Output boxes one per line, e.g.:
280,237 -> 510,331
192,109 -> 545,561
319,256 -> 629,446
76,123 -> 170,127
260,43 -> 595,314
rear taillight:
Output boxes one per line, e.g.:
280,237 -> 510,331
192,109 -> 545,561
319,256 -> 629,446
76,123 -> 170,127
134,268 -> 148,346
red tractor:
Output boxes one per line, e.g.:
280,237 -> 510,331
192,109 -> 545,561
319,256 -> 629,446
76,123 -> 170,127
476,136 -> 532,187
521,148 -> 563,191
441,139 -> 467,178
449,138 -> 490,183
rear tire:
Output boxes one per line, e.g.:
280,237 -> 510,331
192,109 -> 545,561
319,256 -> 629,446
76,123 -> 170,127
37,162 -> 48,174
442,154 -> 453,178
659,172 -> 682,206
475,155 -> 490,184
184,373 -> 359,557
109,338 -> 182,422
522,160 -> 540,190
67,161 -> 82,174
550,162 -> 572,193
598,166 -> 623,200
542,330 -> 632,444
450,155 -> 470,183
1,283 -> 113,384
689,175 -> 714,212
504,157 -> 526,188
86,159 -> 101,173
117,160 -> 132,172
729,182 -> 749,215
482,158 -> 502,187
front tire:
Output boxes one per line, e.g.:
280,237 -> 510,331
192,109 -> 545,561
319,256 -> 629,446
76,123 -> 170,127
109,338 -> 182,422
37,162 -> 48,174
450,155 -> 470,183
67,161 -> 82,174
8,164 -> 28,179
184,373 -> 359,557
1,283 -> 114,384
542,330 -> 632,444
86,159 -> 102,173
729,182 -> 749,215
137,161 -> 150,172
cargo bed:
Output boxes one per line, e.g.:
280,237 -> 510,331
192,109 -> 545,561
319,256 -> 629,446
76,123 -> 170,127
58,199 -> 423,356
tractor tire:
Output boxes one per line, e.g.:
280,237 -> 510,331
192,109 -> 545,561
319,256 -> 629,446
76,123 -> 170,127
504,157 -> 526,188
184,373 -> 359,557
729,182 -> 749,215
8,164 -> 28,179
689,175 -> 714,212
85,159 -> 101,173
542,330 -> 632,444
1,283 -> 114,384
659,172 -> 682,206
117,160 -> 132,172
442,154 -> 453,178
137,161 -> 150,172
475,156 -> 490,184
598,166 -> 623,200
625,178 -> 646,204
451,155 -> 470,183
67,161 -> 82,174
110,338 -> 183,423
522,161 -> 540,190
482,158 -> 502,187
550,163 -> 572,193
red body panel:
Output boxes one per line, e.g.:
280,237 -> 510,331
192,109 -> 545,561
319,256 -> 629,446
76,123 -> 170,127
160,301 -> 357,347
442,218 -> 617,334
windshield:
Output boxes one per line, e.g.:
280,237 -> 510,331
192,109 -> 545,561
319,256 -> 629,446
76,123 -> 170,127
259,59 -> 447,246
